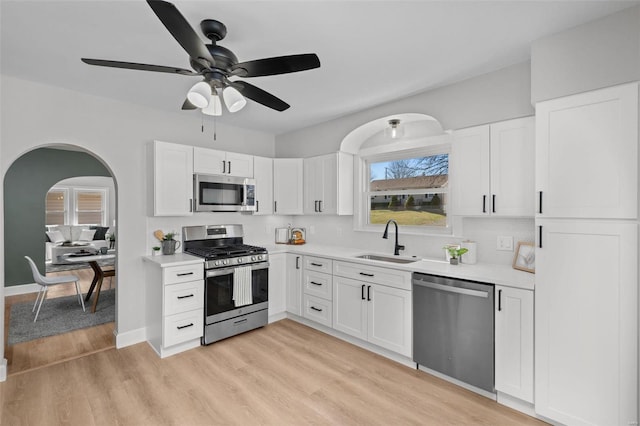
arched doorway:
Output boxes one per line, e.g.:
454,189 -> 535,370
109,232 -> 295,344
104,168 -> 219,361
3,145 -> 118,375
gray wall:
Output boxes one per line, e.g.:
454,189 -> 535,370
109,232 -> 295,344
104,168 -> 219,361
276,61 -> 534,157
531,5 -> 640,103
3,148 -> 111,286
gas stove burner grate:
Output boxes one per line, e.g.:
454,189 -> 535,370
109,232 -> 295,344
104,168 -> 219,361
185,244 -> 267,260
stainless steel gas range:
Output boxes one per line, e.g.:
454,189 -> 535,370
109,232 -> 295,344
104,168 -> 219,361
182,224 -> 269,345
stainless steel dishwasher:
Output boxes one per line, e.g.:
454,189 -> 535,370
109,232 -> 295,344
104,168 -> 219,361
412,273 -> 494,393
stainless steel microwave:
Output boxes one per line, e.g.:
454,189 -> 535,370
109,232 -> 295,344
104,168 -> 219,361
193,174 -> 256,212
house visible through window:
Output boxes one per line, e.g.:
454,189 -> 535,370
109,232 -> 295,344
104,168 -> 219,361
45,189 -> 68,225
367,153 -> 448,228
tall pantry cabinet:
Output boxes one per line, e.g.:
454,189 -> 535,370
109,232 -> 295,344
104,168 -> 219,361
534,83 -> 638,426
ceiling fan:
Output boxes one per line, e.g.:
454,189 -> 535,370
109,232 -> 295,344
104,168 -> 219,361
81,0 -> 320,114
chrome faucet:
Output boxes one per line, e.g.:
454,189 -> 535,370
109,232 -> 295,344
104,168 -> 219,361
382,219 -> 405,256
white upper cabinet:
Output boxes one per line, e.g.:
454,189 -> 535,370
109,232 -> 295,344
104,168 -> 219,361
253,156 -> 273,215
273,158 -> 304,215
153,140 -> 194,216
193,147 -> 254,178
303,152 -> 354,215
451,117 -> 534,216
536,83 -> 638,219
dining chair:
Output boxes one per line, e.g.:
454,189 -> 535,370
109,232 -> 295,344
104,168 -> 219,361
24,256 -> 85,322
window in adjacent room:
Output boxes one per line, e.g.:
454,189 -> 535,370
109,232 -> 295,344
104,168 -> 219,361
74,189 -> 107,226
45,188 -> 68,225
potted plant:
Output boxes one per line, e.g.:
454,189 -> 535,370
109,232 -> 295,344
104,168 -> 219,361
444,246 -> 468,265
152,246 -> 161,256
154,230 -> 181,255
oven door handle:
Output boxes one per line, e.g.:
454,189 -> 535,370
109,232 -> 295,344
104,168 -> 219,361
205,262 -> 269,277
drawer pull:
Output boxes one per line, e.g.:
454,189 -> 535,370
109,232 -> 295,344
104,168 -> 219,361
310,281 -> 322,286
359,272 -> 374,277
310,262 -> 323,267
177,272 -> 194,277
233,318 -> 248,325
310,306 -> 323,312
177,323 -> 194,330
177,294 -> 194,300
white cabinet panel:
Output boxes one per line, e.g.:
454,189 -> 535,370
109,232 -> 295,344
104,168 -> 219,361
286,254 -> 303,316
451,125 -> 490,216
495,286 -> 534,403
332,276 -> 367,340
153,141 -> 193,216
273,158 -> 303,215
164,280 -> 204,316
268,253 -> 287,318
303,152 -> 353,215
303,270 -> 332,300
193,147 -> 254,178
536,83 -> 638,219
304,256 -> 333,274
253,156 -> 273,215
303,294 -> 332,327
163,310 -> 203,348
367,283 -> 411,357
535,219 -> 637,425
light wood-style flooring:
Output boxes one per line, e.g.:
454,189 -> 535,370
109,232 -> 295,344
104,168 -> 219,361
3,267 -> 116,376
1,318 -> 545,425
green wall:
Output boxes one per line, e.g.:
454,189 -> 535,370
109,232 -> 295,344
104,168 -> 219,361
4,148 -> 111,286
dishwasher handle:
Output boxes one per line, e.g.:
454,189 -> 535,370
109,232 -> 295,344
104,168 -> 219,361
413,279 -> 490,298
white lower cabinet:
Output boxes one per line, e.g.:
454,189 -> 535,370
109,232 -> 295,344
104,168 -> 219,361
286,253 -> 303,316
144,259 -> 204,358
333,261 -> 412,357
303,294 -> 333,327
301,256 -> 333,327
267,253 -> 287,318
495,285 -> 534,403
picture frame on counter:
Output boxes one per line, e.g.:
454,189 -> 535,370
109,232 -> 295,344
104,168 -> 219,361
512,241 -> 535,273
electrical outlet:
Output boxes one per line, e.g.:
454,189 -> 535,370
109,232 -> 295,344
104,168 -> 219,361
497,236 -> 514,251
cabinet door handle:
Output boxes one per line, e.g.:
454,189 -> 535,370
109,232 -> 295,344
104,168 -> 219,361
492,194 -> 496,213
234,318 -> 248,325
310,262 -> 323,267
189,198 -> 193,212
256,200 -> 259,213
361,284 -> 365,300
310,281 -> 322,286
274,201 -> 277,213
498,289 -> 502,311
177,272 -> 194,277
367,285 -> 371,301
314,200 -> 318,212
310,306 -> 323,312
228,161 -> 231,174
359,272 -> 374,277
538,191 -> 543,214
177,323 -> 194,330
295,256 -> 300,269
538,225 -> 543,248
319,200 -> 323,212
482,195 -> 487,213
177,294 -> 194,300
222,160 -> 226,174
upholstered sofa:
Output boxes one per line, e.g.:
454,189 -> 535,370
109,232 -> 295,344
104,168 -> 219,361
45,225 -> 111,264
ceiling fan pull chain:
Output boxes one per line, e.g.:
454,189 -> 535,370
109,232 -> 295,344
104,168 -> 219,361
213,116 -> 217,141
201,113 -> 204,133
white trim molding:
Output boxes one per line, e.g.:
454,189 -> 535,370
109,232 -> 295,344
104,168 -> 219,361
4,283 -> 40,296
0,358 -> 7,382
115,327 -> 146,349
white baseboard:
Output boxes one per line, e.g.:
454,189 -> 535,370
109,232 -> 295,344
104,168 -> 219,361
0,358 -> 7,382
268,311 -> 287,323
496,392 -> 537,418
115,327 -> 146,349
4,283 -> 39,296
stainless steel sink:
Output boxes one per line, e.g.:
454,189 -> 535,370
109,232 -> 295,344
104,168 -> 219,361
355,254 -> 420,264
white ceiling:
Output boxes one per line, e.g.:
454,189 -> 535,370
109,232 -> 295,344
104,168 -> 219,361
2,1 -> 638,135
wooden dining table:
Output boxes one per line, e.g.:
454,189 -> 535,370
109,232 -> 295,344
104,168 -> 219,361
63,253 -> 116,313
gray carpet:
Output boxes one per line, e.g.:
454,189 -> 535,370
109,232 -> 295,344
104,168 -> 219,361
46,258 -> 115,273
8,289 -> 115,345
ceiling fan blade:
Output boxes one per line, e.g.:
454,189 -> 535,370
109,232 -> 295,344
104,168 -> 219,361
182,98 -> 197,110
81,58 -> 199,75
229,81 -> 290,111
146,0 -> 216,67
231,54 -> 320,78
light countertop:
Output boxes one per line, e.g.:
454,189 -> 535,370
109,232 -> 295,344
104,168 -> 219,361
264,243 -> 535,291
142,253 -> 203,268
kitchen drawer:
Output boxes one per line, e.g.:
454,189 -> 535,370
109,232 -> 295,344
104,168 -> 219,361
163,309 -> 203,348
163,264 -> 203,285
304,256 -> 333,274
333,261 -> 411,290
303,294 -> 333,327
303,270 -> 333,300
164,280 -> 204,316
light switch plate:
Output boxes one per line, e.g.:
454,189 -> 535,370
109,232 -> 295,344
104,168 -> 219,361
497,236 -> 514,251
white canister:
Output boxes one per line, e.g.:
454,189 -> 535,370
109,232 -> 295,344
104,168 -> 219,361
461,241 -> 477,264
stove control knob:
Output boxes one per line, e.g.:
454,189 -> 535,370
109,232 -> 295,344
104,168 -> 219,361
223,260 -> 228,265
257,255 -> 263,261
251,256 -> 256,261
214,261 -> 220,266
237,258 -> 243,264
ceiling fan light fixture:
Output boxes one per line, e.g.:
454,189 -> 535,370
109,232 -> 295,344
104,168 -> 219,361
202,91 -> 222,116
187,81 -> 211,109
386,118 -> 404,139
223,86 -> 247,113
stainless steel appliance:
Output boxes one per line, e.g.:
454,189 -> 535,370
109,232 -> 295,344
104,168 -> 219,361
193,174 -> 256,212
412,273 -> 495,393
183,224 -> 268,345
